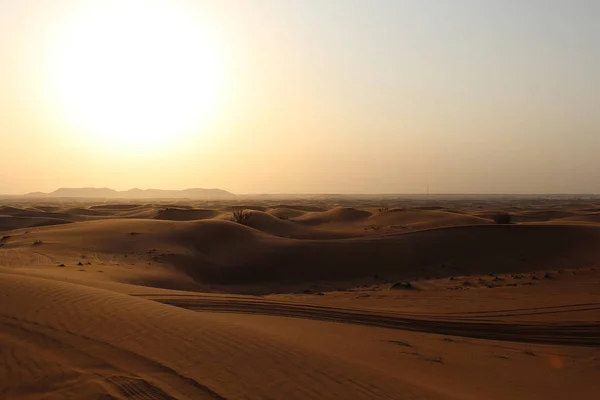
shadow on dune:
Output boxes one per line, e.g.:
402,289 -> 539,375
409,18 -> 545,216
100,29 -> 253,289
6,216 -> 600,294
0,216 -> 73,231
165,222 -> 600,293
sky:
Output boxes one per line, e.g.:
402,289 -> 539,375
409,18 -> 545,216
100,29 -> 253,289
0,0 -> 599,194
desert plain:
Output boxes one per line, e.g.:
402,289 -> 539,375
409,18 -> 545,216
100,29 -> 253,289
0,195 -> 599,399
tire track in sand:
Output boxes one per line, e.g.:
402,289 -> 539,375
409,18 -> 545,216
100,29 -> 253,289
144,296 -> 600,347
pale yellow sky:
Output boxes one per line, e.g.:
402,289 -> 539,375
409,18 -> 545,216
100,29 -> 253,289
1,0 -> 599,194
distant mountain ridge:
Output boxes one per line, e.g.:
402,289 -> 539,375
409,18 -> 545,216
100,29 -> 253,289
25,187 -> 235,199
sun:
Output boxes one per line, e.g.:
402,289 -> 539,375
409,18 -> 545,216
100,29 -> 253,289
48,0 -> 227,153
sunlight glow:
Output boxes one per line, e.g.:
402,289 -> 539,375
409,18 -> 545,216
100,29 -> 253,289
49,0 -> 226,153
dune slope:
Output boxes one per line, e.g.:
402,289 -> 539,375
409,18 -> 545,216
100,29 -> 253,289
0,273 -> 442,400
2,219 -> 600,293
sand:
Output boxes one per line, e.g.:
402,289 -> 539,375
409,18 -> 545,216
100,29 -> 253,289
1,197 -> 599,399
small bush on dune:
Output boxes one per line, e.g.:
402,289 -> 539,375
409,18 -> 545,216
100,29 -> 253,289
390,281 -> 415,290
493,213 -> 512,224
231,208 -> 251,224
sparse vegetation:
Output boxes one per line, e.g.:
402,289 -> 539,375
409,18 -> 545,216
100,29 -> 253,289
423,355 -> 445,364
493,213 -> 512,224
390,281 -> 415,290
414,349 -> 445,364
231,208 -> 251,224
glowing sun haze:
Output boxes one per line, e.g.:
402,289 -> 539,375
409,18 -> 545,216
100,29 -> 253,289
48,0 -> 226,153
0,0 -> 599,194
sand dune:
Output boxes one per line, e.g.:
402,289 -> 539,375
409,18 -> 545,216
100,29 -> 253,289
63,207 -> 115,216
0,216 -> 72,232
241,210 -> 356,239
154,207 -> 220,221
3,217 -> 600,293
269,204 -> 325,212
0,202 -> 505,237
2,269 -> 598,399
89,204 -> 148,211
0,273 -> 443,399
368,208 -> 490,230
1,198 -> 600,399
554,212 -> 600,224
295,207 -> 373,224
267,206 -> 310,219
0,205 -> 76,220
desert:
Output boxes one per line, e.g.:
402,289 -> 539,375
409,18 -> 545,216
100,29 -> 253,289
1,192 -> 599,399
2,0 -> 599,398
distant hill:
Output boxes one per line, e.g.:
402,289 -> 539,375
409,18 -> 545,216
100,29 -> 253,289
51,188 -> 120,198
24,187 -> 235,199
